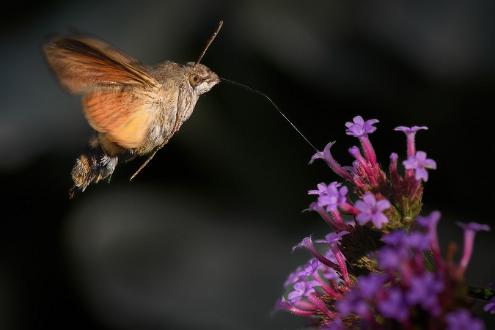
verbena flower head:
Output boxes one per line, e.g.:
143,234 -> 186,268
335,217 -> 489,328
275,116 -> 492,329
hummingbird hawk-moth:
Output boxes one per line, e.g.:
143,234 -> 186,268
44,22 -> 223,197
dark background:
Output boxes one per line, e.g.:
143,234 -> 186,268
1,1 -> 495,329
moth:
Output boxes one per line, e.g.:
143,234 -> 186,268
44,21 -> 223,197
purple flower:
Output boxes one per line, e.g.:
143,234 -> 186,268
403,151 -> 437,182
348,144 -> 381,181
273,297 -> 293,314
345,116 -> 379,138
333,274 -> 386,321
309,142 -> 353,181
273,297 -> 316,317
446,309 -> 485,330
284,258 -> 320,288
316,231 -> 349,246
394,126 -> 428,134
287,281 -> 316,304
457,222 -> 491,232
403,231 -> 430,251
381,230 -> 430,251
292,236 -> 314,252
377,288 -> 409,321
389,152 -> 400,180
457,222 -> 490,273
293,236 -> 339,270
377,247 -> 407,270
323,246 -> 338,264
358,273 -> 386,299
406,272 -> 444,314
395,126 -> 428,157
337,289 -> 370,318
417,211 -> 441,229
382,230 -> 407,246
308,182 -> 348,212
378,231 -> 429,269
302,258 -> 320,275
317,232 -> 352,285
348,146 -> 366,166
318,263 -> 339,281
484,297 -> 495,314
355,193 -> 391,228
284,266 -> 303,288
417,211 -> 442,263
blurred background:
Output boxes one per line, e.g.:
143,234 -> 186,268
1,0 -> 495,329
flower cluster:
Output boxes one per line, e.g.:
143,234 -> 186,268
337,213 -> 489,328
276,116 -> 492,329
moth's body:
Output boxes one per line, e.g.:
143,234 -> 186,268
44,36 -> 219,196
96,61 -> 206,157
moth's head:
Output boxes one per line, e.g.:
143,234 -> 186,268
185,62 -> 220,95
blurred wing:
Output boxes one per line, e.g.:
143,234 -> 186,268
44,36 -> 161,149
44,36 -> 158,93
83,89 -> 154,149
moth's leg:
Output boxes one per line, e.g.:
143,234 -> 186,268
129,141 -> 169,181
129,150 -> 158,181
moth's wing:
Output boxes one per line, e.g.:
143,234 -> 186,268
44,36 -> 161,149
83,88 -> 155,149
44,36 -> 158,93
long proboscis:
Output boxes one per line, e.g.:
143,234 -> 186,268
196,20 -> 224,65
220,77 -> 319,152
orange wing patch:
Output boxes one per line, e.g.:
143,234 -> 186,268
83,90 -> 152,149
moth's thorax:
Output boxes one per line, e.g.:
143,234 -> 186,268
138,61 -> 219,155
151,61 -> 184,82
151,61 -> 200,124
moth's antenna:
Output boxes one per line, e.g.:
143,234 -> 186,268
196,20 -> 223,65
220,77 -> 319,152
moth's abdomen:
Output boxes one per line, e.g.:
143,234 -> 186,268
69,138 -> 118,198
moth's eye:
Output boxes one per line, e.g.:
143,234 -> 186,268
189,74 -> 202,87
